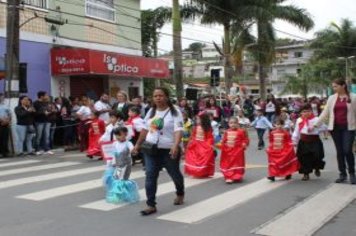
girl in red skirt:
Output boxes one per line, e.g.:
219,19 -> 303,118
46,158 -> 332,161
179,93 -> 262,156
87,111 -> 106,159
220,117 -> 249,183
266,119 -> 299,181
184,113 -> 215,178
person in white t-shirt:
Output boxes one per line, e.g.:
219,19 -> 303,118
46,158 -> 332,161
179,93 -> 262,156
132,87 -> 184,216
94,93 -> 112,124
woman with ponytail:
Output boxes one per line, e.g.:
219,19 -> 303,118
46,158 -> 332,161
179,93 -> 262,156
315,78 -> 356,184
133,87 -> 185,215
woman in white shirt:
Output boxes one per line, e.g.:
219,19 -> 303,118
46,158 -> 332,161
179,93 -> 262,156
265,98 -> 276,122
133,87 -> 184,216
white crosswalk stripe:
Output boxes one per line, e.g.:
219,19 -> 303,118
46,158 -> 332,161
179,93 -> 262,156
0,161 -> 79,177
79,173 -> 223,211
5,159 -> 356,233
157,179 -> 288,224
0,160 -> 41,168
16,170 -> 146,201
0,165 -> 104,190
252,184 -> 356,236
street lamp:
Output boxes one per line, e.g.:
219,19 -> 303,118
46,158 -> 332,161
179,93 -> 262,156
338,55 -> 355,89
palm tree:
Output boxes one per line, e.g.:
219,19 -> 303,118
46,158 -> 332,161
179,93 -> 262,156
248,0 -> 314,99
189,0 -> 256,94
311,19 -> 356,60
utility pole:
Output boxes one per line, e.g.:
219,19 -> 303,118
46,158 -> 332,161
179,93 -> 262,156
5,0 -> 20,155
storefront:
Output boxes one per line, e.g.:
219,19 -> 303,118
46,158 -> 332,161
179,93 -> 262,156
50,47 -> 169,100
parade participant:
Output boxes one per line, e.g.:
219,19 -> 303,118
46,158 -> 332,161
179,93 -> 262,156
251,109 -> 273,150
181,111 -> 193,156
220,117 -> 249,183
279,107 -> 293,132
87,111 -> 106,159
178,97 -> 193,119
99,111 -> 124,143
266,119 -> 299,181
236,110 -> 251,128
103,127 -> 139,204
209,112 -> 221,143
315,79 -> 356,184
292,104 -> 326,181
185,113 -> 215,178
126,106 -> 145,165
132,87 -> 184,216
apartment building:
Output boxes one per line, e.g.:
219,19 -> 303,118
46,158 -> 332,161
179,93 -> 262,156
0,0 -> 169,100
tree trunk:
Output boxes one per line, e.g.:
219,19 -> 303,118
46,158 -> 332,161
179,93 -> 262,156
257,22 -> 266,99
172,0 -> 183,98
153,30 -> 161,87
258,63 -> 266,99
223,23 -> 232,95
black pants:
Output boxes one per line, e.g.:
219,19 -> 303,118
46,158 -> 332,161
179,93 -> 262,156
0,125 -> 10,156
331,125 -> 355,176
256,128 -> 266,148
143,148 -> 184,207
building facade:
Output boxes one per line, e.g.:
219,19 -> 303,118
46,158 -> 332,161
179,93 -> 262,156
0,0 -> 168,100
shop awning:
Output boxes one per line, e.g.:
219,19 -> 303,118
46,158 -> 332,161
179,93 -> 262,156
50,48 -> 170,79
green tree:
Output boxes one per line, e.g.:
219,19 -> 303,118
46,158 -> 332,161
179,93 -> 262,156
248,0 -> 314,99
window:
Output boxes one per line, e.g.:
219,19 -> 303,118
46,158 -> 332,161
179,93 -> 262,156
86,0 -> 115,22
22,0 -> 48,9
294,51 -> 303,58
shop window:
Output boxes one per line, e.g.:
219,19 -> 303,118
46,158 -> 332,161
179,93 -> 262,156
86,0 -> 116,22
22,0 -> 48,9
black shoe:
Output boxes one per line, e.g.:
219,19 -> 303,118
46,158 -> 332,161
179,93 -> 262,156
86,155 -> 93,159
285,175 -> 292,180
267,176 -> 275,182
314,169 -> 321,177
140,207 -> 157,216
350,175 -> 356,185
301,174 -> 309,181
335,175 -> 347,183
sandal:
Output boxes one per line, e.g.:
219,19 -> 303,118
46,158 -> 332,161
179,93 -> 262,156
140,206 -> 157,216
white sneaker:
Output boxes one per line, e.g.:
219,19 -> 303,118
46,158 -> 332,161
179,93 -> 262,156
45,151 -> 54,155
35,151 -> 43,156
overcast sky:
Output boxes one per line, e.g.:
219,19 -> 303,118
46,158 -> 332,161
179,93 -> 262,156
141,0 -> 356,53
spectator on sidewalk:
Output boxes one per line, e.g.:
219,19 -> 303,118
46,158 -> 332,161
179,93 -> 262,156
0,93 -> 11,158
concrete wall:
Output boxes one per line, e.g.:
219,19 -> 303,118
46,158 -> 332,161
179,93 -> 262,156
0,37 -> 51,100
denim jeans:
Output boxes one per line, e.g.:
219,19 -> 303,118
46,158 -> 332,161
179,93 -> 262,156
331,125 -> 355,176
143,148 -> 185,207
16,125 -> 34,154
256,128 -> 266,148
35,122 -> 51,152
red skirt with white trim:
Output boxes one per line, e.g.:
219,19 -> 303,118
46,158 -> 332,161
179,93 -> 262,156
184,140 -> 215,178
220,146 -> 245,181
266,145 -> 299,177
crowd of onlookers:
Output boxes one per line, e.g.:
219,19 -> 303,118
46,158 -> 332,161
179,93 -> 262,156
0,89 -> 348,158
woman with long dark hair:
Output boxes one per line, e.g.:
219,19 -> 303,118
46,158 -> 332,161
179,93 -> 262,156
316,78 -> 356,184
76,96 -> 93,152
133,87 -> 184,216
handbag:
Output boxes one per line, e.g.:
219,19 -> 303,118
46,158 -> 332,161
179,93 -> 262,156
140,141 -> 158,156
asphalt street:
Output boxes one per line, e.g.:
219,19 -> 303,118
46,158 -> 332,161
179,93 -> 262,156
0,131 -> 355,236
